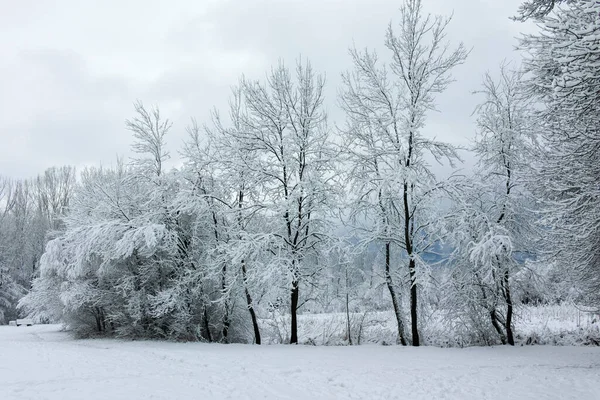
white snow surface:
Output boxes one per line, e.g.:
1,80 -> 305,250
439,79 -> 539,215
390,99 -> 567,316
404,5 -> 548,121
2,325 -> 600,400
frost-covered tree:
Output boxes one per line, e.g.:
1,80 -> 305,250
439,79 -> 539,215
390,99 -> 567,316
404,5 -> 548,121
178,127 -> 232,342
126,100 -> 171,178
21,104 -> 204,338
21,163 -> 171,336
520,0 -> 600,309
448,64 -> 535,345
0,178 -> 22,323
34,166 -> 76,232
176,111 -> 264,344
235,60 -> 336,344
30,166 -> 76,275
339,0 -> 467,346
514,0 -> 571,21
2,180 -> 35,289
0,167 -> 75,324
196,86 -> 268,344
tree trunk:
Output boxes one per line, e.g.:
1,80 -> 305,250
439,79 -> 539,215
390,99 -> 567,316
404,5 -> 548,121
403,176 -> 419,347
221,264 -> 230,343
95,315 -> 102,333
242,259 -> 261,344
346,267 -> 353,345
221,307 -> 230,343
290,280 -> 299,344
237,190 -> 261,345
203,306 -> 213,343
476,272 -> 507,345
490,308 -> 507,345
94,307 -> 103,333
503,268 -> 514,345
385,242 -> 407,346
409,258 -> 420,346
100,307 -> 106,332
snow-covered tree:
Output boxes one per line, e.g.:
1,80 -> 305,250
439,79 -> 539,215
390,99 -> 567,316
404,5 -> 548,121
34,166 -> 76,231
0,167 -> 75,324
195,86 -> 268,344
126,101 -> 171,178
0,178 -> 22,323
21,104 -> 198,338
178,129 -> 231,342
339,0 -> 467,346
448,63 -> 535,345
520,0 -> 600,309
30,166 -> 76,276
514,0 -> 571,21
176,112 -> 263,344
233,60 -> 336,344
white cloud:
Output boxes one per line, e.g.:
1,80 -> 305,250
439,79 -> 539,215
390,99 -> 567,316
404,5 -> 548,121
0,0 -> 535,178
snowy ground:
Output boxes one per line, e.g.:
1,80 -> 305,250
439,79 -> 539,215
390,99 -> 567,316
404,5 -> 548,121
1,325 -> 600,400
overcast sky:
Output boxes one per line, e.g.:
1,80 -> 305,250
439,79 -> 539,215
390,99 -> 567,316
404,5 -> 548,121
0,0 -> 535,179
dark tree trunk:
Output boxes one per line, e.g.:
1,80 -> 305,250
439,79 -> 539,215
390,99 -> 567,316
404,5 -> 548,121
409,258 -> 419,346
203,306 -> 213,343
497,150 -> 514,346
100,308 -> 106,332
346,291 -> 352,345
94,308 -> 103,333
94,307 -> 107,333
221,308 -> 230,343
504,269 -> 514,345
345,267 -> 353,345
242,259 -> 261,345
290,280 -> 299,344
490,308 -> 507,345
236,190 -> 261,345
403,175 -> 419,346
221,265 -> 230,343
246,292 -> 261,345
385,242 -> 407,346
477,273 -> 507,345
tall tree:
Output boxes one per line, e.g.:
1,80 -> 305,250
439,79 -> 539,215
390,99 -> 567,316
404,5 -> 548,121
339,0 -> 467,346
520,0 -> 600,308
0,178 -> 22,323
238,60 -> 335,344
200,86 -> 265,344
0,167 -> 75,323
449,64 -> 534,345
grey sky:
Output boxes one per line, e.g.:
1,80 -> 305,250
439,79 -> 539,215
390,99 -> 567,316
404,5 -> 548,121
0,0 -> 534,179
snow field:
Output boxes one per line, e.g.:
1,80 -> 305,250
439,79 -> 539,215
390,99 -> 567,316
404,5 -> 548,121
2,324 -> 600,400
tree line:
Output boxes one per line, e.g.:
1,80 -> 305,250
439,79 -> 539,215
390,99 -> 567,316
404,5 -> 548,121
3,0 -> 597,346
